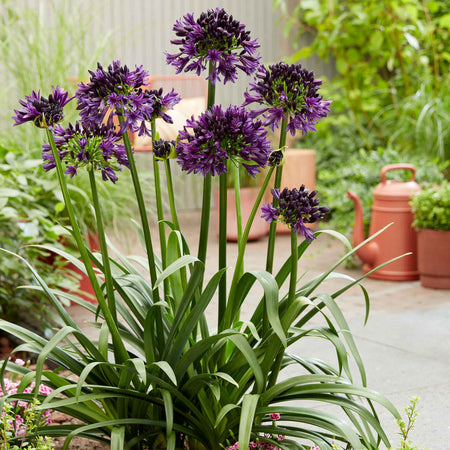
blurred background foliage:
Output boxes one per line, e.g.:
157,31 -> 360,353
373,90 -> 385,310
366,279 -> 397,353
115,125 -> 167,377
275,0 -> 449,235
0,0 -> 148,335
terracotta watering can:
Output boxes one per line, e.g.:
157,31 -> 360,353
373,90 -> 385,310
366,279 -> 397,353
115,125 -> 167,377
347,164 -> 421,281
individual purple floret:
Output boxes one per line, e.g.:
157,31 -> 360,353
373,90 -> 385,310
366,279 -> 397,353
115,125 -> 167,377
166,8 -> 260,84
42,121 -> 128,183
243,62 -> 331,136
13,86 -> 72,128
76,60 -> 179,137
145,88 -> 181,124
177,104 -> 271,177
262,185 -> 329,242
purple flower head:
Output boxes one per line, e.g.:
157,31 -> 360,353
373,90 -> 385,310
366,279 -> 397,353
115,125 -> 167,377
42,121 -> 128,183
177,104 -> 271,177
262,185 -> 329,242
13,86 -> 72,128
75,60 -> 157,136
166,8 -> 260,84
243,62 -> 331,136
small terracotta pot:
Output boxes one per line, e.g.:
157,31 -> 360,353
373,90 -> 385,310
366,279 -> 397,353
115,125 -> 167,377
216,187 -> 268,242
417,229 -> 450,289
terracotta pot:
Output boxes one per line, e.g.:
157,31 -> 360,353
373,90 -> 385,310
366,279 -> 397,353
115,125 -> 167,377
417,229 -> 450,289
274,149 -> 316,234
64,232 -> 101,303
216,187 -> 268,242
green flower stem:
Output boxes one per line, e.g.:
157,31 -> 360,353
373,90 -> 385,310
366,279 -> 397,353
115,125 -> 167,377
197,174 -> 212,265
265,118 -> 288,274
263,118 -> 288,337
45,128 -> 128,364
222,166 -> 275,331
117,114 -> 164,356
164,159 -> 180,231
218,171 -> 228,327
288,229 -> 298,307
88,170 -> 117,321
197,62 -> 216,267
153,158 -> 166,265
233,164 -> 243,248
151,120 -> 168,291
267,226 -> 299,390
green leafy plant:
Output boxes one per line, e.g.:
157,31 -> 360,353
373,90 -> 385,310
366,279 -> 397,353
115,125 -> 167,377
411,181 -> 450,230
0,146 -> 79,336
276,0 -> 449,159
388,397 -> 430,450
1,8 -> 406,450
0,359 -> 54,449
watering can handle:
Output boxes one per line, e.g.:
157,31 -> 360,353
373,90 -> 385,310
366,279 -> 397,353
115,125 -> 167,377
380,164 -> 416,183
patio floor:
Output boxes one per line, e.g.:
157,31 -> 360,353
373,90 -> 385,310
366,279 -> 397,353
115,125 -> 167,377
67,210 -> 450,449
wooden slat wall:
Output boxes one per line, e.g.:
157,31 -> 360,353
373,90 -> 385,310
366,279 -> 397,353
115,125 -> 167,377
96,0 -> 282,106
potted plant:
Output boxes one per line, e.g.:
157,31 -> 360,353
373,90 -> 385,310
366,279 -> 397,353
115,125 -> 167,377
411,182 -> 450,288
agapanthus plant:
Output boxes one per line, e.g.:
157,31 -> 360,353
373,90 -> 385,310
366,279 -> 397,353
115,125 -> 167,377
244,62 -> 331,136
166,8 -> 260,84
4,8 -> 403,450
177,104 -> 271,177
12,86 -> 72,128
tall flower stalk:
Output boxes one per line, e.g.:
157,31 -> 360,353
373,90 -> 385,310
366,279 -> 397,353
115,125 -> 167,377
167,8 -> 261,321
45,128 -> 128,363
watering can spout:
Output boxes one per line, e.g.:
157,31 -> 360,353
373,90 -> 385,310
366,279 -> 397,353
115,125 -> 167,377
346,191 -> 379,266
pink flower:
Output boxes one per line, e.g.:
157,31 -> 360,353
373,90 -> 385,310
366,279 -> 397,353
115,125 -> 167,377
38,384 -> 53,396
269,412 -> 280,421
14,358 -> 25,366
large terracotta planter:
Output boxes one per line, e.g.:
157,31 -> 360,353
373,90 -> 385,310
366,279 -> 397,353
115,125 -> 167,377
275,148 -> 316,234
216,187 -> 268,242
417,229 -> 450,289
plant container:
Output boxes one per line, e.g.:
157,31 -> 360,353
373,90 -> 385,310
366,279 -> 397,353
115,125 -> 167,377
417,229 -> 450,289
216,187 -> 268,242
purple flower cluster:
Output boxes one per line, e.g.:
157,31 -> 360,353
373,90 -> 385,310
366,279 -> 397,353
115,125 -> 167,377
76,60 -> 178,136
177,104 -> 271,177
262,186 -> 329,242
12,86 -> 72,128
243,62 -> 331,136
166,8 -> 260,84
42,121 -> 128,183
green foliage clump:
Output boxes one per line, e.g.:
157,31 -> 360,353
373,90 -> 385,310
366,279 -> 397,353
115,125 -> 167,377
277,0 -> 450,159
411,182 -> 450,231
0,146 -> 79,335
275,0 -> 450,234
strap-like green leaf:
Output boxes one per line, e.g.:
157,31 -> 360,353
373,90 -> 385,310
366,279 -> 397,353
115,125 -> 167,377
238,394 -> 259,450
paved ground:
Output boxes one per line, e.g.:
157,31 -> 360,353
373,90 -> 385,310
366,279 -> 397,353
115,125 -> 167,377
68,210 -> 450,449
